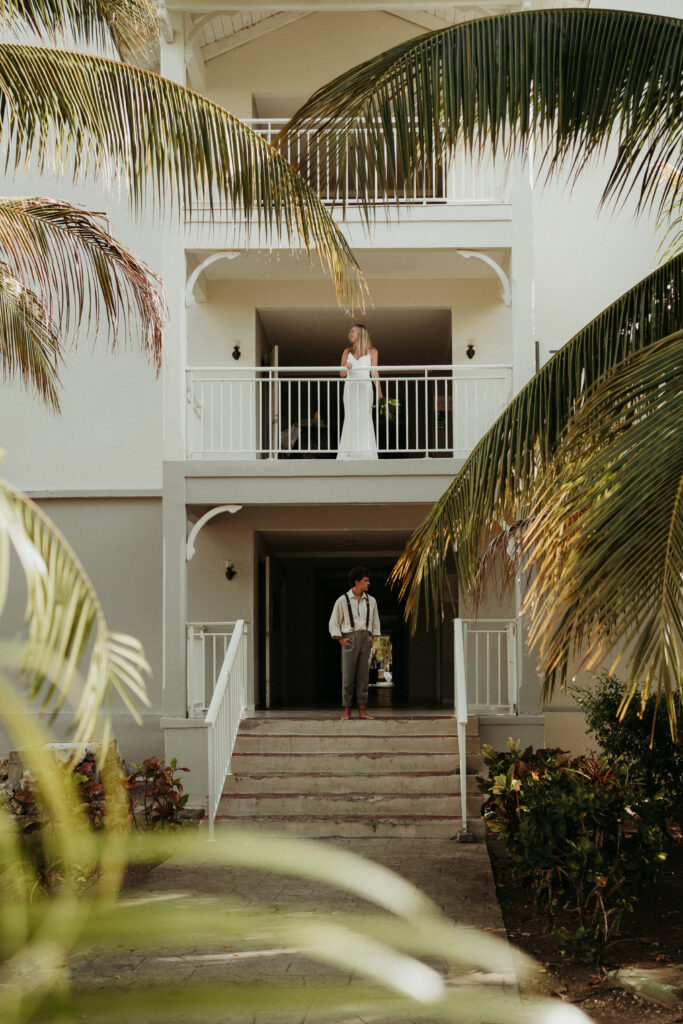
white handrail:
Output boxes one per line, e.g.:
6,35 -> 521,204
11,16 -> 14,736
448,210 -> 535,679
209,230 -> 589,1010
453,618 -> 469,836
206,620 -> 248,840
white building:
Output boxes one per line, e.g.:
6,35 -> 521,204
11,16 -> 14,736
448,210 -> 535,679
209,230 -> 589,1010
0,0 -> 672,807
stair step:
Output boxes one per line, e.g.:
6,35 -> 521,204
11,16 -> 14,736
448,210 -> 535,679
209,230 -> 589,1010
239,716 -> 478,736
231,751 -> 482,773
217,714 -> 485,839
216,792 -> 482,817
233,733 -> 480,755
222,771 -> 474,795
213,814 -> 486,839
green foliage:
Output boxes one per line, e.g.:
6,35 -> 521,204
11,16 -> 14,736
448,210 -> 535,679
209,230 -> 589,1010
480,739 -> 667,954
125,756 -> 189,828
574,672 -> 683,826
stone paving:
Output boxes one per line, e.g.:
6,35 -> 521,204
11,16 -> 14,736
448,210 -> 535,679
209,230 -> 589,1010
69,836 -> 512,1023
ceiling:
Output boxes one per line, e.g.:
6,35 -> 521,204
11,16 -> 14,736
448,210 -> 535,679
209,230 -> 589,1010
257,306 -> 452,364
180,4 -> 590,63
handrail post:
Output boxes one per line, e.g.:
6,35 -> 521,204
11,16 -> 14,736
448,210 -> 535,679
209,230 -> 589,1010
207,725 -> 215,842
453,618 -> 473,842
506,621 -> 518,715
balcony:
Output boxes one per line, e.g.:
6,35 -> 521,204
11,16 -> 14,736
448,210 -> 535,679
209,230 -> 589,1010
185,363 -> 512,461
184,119 -> 510,223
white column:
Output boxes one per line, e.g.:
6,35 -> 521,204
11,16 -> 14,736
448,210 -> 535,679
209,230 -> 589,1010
162,466 -> 188,719
509,154 -> 536,396
159,14 -> 188,464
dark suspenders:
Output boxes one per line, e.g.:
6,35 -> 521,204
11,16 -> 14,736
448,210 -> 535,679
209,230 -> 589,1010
344,592 -> 370,631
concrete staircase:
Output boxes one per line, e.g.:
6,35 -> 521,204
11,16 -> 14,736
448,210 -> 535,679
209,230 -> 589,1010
216,715 -> 484,838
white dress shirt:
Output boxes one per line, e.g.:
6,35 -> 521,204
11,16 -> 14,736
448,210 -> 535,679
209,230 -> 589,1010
329,589 -> 381,638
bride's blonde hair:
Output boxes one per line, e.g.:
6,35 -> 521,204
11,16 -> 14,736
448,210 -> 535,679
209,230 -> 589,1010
350,323 -> 371,357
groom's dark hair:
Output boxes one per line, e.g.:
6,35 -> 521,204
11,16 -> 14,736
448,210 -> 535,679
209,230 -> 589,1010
348,565 -> 370,587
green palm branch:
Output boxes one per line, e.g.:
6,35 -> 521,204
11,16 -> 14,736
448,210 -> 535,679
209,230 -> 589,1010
0,261 -> 61,410
0,44 -> 364,310
283,9 -> 683,219
523,333 -> 683,728
0,197 -> 165,410
391,255 -> 683,627
0,468 -> 151,749
1,0 -> 159,62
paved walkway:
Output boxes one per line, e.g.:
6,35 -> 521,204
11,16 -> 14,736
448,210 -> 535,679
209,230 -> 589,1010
70,836 -> 512,1022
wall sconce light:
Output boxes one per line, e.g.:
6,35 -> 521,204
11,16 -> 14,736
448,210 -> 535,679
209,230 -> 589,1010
465,341 -> 476,360
232,344 -> 241,360
225,561 -> 237,581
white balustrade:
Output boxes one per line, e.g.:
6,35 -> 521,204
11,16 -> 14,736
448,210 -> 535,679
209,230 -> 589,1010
185,363 -> 513,460
457,619 -> 519,714
205,620 -> 249,840
184,119 -> 508,214
186,622 -> 235,717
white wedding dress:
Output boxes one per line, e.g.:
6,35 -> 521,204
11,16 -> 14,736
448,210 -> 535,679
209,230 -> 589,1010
337,353 -> 378,460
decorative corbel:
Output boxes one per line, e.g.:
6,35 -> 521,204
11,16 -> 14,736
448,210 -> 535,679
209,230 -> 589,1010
456,250 -> 512,307
186,251 -> 241,307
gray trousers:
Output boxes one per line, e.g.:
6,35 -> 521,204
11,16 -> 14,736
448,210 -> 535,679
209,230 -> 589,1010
341,630 -> 372,707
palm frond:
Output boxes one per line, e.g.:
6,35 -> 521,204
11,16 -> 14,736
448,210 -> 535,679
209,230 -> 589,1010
391,254 -> 683,629
0,260 -> 61,410
0,0 -> 159,63
0,44 -> 365,309
0,472 -> 151,745
523,333 -> 683,718
283,9 -> 683,218
0,197 -> 164,373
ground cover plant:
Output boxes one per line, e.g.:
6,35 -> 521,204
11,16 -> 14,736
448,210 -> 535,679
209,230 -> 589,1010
480,740 -> 668,957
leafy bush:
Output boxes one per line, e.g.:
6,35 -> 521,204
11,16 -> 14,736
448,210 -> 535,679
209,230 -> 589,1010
125,756 -> 189,827
573,671 -> 683,827
480,739 -> 667,955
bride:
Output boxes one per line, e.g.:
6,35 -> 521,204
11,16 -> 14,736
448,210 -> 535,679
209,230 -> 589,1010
337,324 -> 382,460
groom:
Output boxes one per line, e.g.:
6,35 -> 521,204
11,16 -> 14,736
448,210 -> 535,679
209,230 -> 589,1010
328,566 -> 381,720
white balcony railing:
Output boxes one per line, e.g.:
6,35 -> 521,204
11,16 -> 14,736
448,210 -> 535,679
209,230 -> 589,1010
183,119 -> 509,215
186,622 -> 236,717
459,619 -> 519,715
186,363 -> 513,460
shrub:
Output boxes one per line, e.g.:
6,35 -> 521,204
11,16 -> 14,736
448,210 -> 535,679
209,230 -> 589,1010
480,739 -> 667,955
125,756 -> 189,828
573,671 -> 683,828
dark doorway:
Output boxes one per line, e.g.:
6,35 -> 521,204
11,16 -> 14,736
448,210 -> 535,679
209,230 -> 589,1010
259,554 -> 448,709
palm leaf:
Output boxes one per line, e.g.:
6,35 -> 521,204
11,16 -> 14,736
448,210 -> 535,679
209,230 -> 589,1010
1,0 -> 159,63
523,333 -> 683,720
283,9 -> 683,218
0,471 -> 151,746
0,44 -> 365,309
0,261 -> 61,410
391,254 -> 683,629
0,197 -> 164,373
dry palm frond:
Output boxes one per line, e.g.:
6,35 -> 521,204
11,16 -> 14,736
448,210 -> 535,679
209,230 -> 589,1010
0,197 -> 164,373
284,9 -> 683,219
0,0 -> 159,63
0,260 -> 61,409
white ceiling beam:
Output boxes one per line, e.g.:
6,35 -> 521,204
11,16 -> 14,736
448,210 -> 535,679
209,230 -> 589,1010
201,12 -> 310,61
